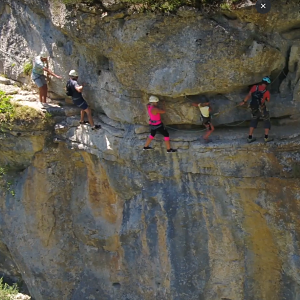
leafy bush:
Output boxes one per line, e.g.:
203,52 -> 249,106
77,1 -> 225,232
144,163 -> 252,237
0,91 -> 14,120
0,90 -> 52,129
23,62 -> 33,76
0,277 -> 19,300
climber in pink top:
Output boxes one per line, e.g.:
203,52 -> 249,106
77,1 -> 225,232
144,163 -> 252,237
143,96 -> 177,153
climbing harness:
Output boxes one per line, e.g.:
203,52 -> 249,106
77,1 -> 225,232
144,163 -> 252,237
147,104 -> 162,127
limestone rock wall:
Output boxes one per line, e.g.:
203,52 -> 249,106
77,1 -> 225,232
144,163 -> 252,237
1,116 -> 300,300
0,1 -> 300,300
1,0 -> 300,125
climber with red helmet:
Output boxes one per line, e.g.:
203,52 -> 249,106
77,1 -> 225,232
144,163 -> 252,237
239,76 -> 273,143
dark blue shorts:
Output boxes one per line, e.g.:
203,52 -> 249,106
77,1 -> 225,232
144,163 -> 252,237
73,98 -> 88,110
250,107 -> 271,129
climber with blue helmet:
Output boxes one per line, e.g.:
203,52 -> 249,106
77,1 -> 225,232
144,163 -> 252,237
31,51 -> 62,104
239,76 -> 273,143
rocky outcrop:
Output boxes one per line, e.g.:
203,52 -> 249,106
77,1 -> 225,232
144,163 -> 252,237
1,0 -> 300,126
1,97 -> 300,300
1,1 -> 300,300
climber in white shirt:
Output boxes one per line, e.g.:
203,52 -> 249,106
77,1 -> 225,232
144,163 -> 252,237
191,101 -> 215,142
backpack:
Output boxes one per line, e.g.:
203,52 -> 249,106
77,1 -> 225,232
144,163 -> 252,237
250,85 -> 266,109
65,80 -> 73,96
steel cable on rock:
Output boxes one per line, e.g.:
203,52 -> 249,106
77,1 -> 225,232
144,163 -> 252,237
165,125 -> 207,132
164,69 -> 287,132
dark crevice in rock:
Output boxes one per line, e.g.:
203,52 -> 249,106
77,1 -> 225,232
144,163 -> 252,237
97,54 -> 110,71
271,46 -> 290,94
112,282 -> 121,288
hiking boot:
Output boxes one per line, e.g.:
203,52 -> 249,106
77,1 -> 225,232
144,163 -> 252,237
92,125 -> 101,130
143,146 -> 153,150
79,121 -> 89,125
264,137 -> 273,143
167,148 -> 177,153
247,137 -> 256,143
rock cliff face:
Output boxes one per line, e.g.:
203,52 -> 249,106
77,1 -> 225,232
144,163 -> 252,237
0,1 -> 300,300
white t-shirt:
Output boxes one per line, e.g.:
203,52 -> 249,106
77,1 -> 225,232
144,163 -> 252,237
198,105 -> 209,117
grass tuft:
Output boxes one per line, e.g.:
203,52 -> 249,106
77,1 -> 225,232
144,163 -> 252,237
0,278 -> 19,300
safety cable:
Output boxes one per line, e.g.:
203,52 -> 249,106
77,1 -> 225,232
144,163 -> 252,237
224,120 -> 246,126
165,125 -> 207,132
212,104 -> 240,118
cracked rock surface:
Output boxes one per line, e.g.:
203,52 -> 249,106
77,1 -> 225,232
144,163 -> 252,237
1,1 -> 300,300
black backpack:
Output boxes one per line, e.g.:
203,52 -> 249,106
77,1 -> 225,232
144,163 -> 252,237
250,85 -> 266,109
65,80 -> 73,96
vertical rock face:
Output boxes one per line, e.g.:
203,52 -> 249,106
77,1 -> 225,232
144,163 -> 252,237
1,118 -> 300,300
0,1 -> 300,300
1,0 -> 300,125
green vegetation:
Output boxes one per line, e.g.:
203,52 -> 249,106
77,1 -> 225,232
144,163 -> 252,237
121,0 -> 193,12
60,0 -> 93,4
58,0 -> 244,13
0,167 -> 5,177
0,90 -> 52,130
0,166 -> 16,197
6,181 -> 15,196
23,61 -> 33,76
0,278 -> 19,300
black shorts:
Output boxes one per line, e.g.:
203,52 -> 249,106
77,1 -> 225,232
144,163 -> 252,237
150,123 -> 169,138
72,98 -> 89,110
250,106 -> 271,129
202,116 -> 212,130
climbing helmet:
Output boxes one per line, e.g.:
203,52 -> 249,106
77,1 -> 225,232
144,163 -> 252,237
40,51 -> 49,59
69,70 -> 78,77
149,95 -> 159,103
262,76 -> 271,84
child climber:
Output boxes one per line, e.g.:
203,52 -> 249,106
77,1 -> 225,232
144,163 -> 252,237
191,101 -> 215,142
143,96 -> 177,153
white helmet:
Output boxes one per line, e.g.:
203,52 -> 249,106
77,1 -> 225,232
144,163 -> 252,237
149,95 -> 159,103
69,70 -> 78,77
40,51 -> 48,59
